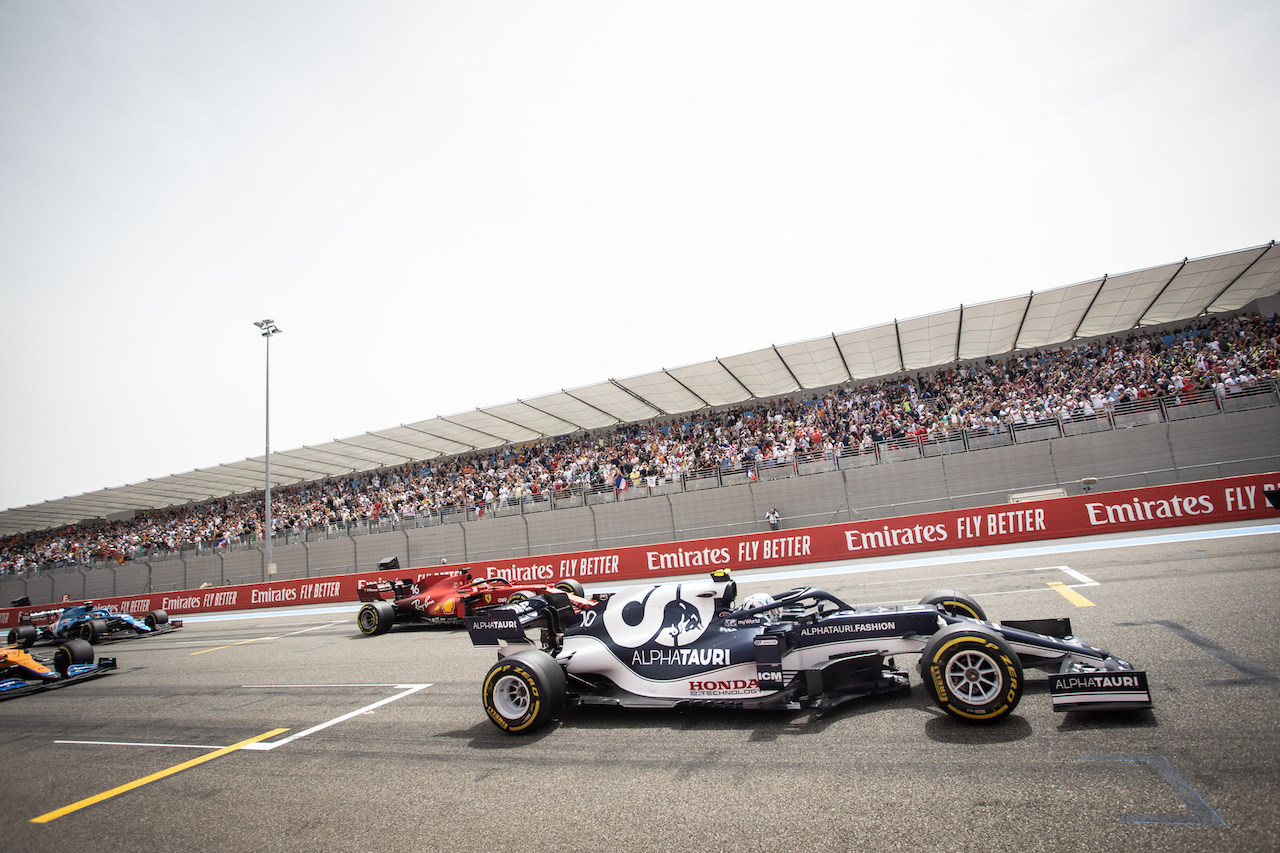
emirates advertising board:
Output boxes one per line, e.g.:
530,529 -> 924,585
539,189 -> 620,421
3,471 -> 1277,627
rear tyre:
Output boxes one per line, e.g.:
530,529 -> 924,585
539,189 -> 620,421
919,589 -> 986,621
8,625 -> 38,648
54,639 -> 94,675
919,623 -> 1022,722
357,601 -> 396,636
144,609 -> 169,631
481,650 -> 566,734
554,579 -> 585,597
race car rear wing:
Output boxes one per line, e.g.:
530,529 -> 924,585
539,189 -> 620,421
466,607 -> 532,649
466,591 -> 578,651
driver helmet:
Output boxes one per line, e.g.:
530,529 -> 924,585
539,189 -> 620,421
741,592 -> 778,622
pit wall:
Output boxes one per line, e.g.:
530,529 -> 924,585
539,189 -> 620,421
3,471 -> 1276,630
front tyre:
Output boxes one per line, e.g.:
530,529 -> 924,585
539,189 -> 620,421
356,601 -> 396,636
78,619 -> 107,644
920,623 -> 1022,723
54,639 -> 94,675
554,579 -> 585,597
481,650 -> 566,734
919,589 -> 986,621
144,609 -> 169,631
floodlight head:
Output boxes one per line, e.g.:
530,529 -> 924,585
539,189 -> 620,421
253,319 -> 282,336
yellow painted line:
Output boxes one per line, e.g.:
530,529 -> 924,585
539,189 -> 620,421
190,636 -> 277,655
31,727 -> 289,824
1047,581 -> 1096,607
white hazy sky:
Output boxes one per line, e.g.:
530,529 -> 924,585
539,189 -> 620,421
1,1 -> 1277,514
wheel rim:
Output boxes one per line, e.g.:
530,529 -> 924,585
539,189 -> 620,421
358,608 -> 377,632
491,673 -> 531,720
944,649 -> 1002,704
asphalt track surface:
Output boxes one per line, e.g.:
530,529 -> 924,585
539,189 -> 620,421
3,523 -> 1278,853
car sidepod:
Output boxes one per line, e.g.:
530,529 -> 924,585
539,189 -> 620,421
558,578 -> 775,706
766,605 -> 943,710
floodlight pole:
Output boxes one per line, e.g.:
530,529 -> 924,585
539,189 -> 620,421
253,319 -> 282,574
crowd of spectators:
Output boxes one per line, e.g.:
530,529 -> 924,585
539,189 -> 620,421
4,312 -> 1277,574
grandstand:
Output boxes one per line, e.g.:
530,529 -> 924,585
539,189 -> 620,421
3,241 -> 1279,600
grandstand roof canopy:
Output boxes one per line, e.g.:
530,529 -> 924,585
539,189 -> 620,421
4,240 -> 1278,536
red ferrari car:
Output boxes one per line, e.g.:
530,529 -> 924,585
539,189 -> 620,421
356,559 -> 588,636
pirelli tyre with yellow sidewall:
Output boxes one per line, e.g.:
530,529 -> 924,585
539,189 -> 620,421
481,649 -> 567,733
920,623 -> 1023,722
357,600 -> 396,636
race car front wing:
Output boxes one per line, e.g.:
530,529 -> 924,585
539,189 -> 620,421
0,657 -> 118,701
1049,669 -> 1152,712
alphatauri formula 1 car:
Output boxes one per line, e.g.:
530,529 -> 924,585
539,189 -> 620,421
355,558 -> 589,636
0,639 -> 117,700
467,570 -> 1152,733
8,602 -> 179,646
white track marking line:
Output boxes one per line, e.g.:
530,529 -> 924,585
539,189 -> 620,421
50,683 -> 431,753
1049,567 -> 1100,586
277,621 -> 345,636
54,741 -> 224,750
871,566 -> 1101,604
239,683 -> 431,750
969,566 -> 1100,599
179,620 -> 345,649
181,607 -> 359,623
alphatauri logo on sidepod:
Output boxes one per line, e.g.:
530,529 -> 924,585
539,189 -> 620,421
602,583 -> 720,648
